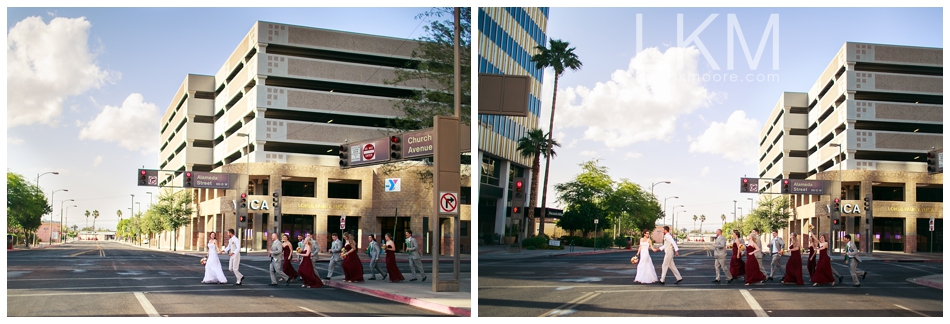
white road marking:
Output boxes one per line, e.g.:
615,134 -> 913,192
134,292 -> 160,317
740,289 -> 768,317
297,306 -> 330,317
540,292 -> 601,317
884,262 -> 938,274
894,304 -> 930,317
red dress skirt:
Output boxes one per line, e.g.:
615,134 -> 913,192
744,246 -> 766,284
806,247 -> 817,278
729,242 -> 745,279
782,248 -> 804,285
385,249 -> 405,282
298,254 -> 323,288
282,245 -> 299,279
341,244 -> 364,282
810,247 -> 836,285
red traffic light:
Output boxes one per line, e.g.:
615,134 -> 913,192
141,170 -> 146,175
743,178 -> 748,183
513,206 -> 520,214
241,193 -> 247,199
516,181 -> 523,190
390,135 -> 400,143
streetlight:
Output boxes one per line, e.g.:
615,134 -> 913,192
136,202 -> 141,215
48,189 -> 68,245
677,210 -> 686,235
36,171 -> 59,187
748,197 -> 754,214
60,199 -> 75,243
147,192 -> 153,209
738,207 -> 743,222
664,196 -> 679,225
64,205 -> 77,241
131,194 -> 135,217
671,204 -> 684,233
651,181 -> 671,196
733,200 -> 737,223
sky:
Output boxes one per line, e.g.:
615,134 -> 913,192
4,7 -> 435,231
534,7 -> 943,231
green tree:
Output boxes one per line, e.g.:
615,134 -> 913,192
555,160 -> 612,236
92,210 -> 100,235
604,179 -> 661,238
84,210 -> 90,231
7,172 -> 51,246
387,7 -> 470,131
532,38 -> 582,237
750,196 -> 791,232
142,209 -> 162,248
516,129 -> 560,236
693,215 -> 698,233
700,214 -> 706,233
153,189 -> 194,251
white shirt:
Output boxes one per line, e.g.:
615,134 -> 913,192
658,233 -> 679,252
221,236 -> 240,255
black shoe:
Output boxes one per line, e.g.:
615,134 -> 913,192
236,282 -> 242,286
383,274 -> 388,280
324,277 -> 331,280
837,276 -> 843,284
369,277 -> 376,280
269,283 -> 278,286
409,278 -> 417,281
853,284 -> 861,287
712,279 -> 721,283
675,279 -> 682,284
422,276 -> 427,282
727,278 -> 734,283
239,275 -> 245,282
768,277 -> 774,282
659,281 -> 665,285
862,272 -> 867,280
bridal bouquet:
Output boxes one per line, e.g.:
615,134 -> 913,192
630,256 -> 639,264
200,257 -> 208,265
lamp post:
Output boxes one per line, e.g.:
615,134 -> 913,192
677,210 -> 686,236
64,205 -> 77,241
651,181 -> 671,197
136,202 -> 141,215
671,204 -> 684,234
738,207 -> 743,223
60,199 -> 75,243
664,196 -> 679,225
733,200 -> 737,223
35,171 -> 59,245
147,192 -> 153,209
48,189 -> 67,245
748,197 -> 755,214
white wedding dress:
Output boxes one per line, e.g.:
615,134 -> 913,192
634,238 -> 658,284
202,241 -> 228,283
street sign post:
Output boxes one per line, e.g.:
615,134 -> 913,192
782,179 -> 828,195
439,192 -> 459,214
190,171 -> 231,189
340,214 -> 346,230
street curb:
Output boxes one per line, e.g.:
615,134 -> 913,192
325,281 -> 470,317
879,259 -> 943,263
906,277 -> 942,289
545,249 -> 629,258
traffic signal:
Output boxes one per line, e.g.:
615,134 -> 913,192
184,171 -> 193,188
864,193 -> 873,224
238,215 -> 248,228
241,193 -> 248,208
834,198 -> 841,212
832,218 -> 840,226
273,188 -> 282,219
515,179 -> 524,197
512,206 -> 522,217
339,144 -> 349,168
139,169 -> 148,185
390,135 -> 402,160
781,179 -> 790,194
927,150 -> 939,174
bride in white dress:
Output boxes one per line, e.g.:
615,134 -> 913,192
202,232 -> 228,284
634,230 -> 658,284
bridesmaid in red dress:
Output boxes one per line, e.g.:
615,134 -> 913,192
281,234 -> 299,281
807,234 -> 818,278
728,230 -> 745,283
810,234 -> 836,286
298,239 -> 323,288
782,232 -> 804,285
744,234 -> 767,285
384,233 -> 405,282
341,233 -> 365,283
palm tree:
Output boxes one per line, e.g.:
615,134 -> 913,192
84,210 -> 90,230
693,215 -> 698,233
700,214 -> 706,234
516,129 -> 560,237
532,38 -> 582,236
92,210 -> 100,235
116,209 -> 122,221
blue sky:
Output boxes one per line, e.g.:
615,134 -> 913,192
535,7 -> 942,230
4,7 -> 432,231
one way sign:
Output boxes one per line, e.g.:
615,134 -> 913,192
439,191 -> 459,214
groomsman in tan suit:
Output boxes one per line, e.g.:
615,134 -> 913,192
653,226 -> 682,284
712,229 -> 732,283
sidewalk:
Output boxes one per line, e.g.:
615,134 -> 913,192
117,240 -> 471,316
907,274 -> 943,289
479,244 -> 632,261
8,242 -> 64,251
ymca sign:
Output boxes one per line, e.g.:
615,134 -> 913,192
840,201 -> 864,215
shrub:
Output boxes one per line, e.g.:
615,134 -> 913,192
522,234 -> 551,249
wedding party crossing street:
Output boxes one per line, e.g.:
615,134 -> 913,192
478,242 -> 943,317
7,241 -> 453,317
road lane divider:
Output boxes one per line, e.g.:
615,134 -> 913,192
134,292 -> 160,317
740,289 -> 768,317
298,306 -> 330,317
894,304 -> 930,317
540,292 -> 601,317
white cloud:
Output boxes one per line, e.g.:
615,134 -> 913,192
580,150 -> 597,157
701,166 -> 710,176
93,155 -> 103,167
625,152 -> 642,160
689,110 -> 762,164
7,16 -> 118,128
8,137 -> 25,145
79,93 -> 160,154
550,46 -> 722,148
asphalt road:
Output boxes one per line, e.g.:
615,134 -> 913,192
7,241 -> 448,317
478,243 -> 943,317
